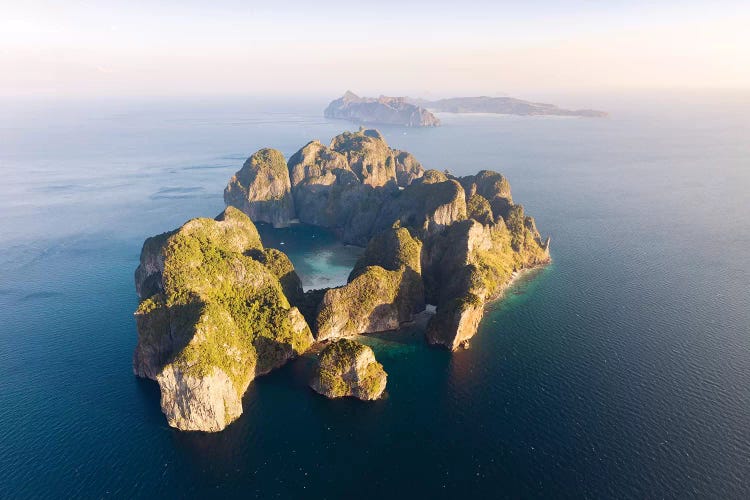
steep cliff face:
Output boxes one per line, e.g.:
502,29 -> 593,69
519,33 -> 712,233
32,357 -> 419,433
394,150 -> 425,187
313,226 -> 427,341
310,339 -> 387,400
133,207 -> 313,432
324,91 -> 440,127
224,148 -> 296,227
134,230 -> 176,300
349,226 -> 423,281
377,179 -> 467,239
288,140 -> 352,188
315,266 -> 415,341
423,204 -> 550,350
329,129 -> 398,188
457,170 -> 513,221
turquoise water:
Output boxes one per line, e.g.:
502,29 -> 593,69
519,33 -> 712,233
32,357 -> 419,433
1,93 -> 749,498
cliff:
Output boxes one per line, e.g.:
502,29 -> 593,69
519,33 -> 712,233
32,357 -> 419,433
133,206 -> 313,432
325,91 -> 440,127
222,128 -> 549,350
224,148 -> 296,228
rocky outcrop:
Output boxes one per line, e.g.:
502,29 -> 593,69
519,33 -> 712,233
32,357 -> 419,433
157,359 -> 243,432
287,129 -> 462,245
457,170 -> 513,222
218,128 -> 548,350
224,148 -> 295,227
330,129 -> 398,188
348,226 -> 423,281
314,226 -> 426,341
394,150 -> 425,187
407,95 -> 607,118
133,206 -> 313,431
310,339 -> 387,400
325,91 -> 440,127
315,266 -> 415,341
379,178 -> 467,238
423,210 -> 550,350
134,230 -> 175,300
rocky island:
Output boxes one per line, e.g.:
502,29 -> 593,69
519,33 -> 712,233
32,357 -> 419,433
134,127 -> 550,431
324,91 -> 607,125
407,95 -> 608,117
310,339 -> 387,400
324,91 -> 440,127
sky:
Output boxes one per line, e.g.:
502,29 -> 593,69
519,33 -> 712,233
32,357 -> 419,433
1,0 -> 748,98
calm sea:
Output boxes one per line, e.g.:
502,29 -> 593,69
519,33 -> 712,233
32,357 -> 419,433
0,92 -> 748,498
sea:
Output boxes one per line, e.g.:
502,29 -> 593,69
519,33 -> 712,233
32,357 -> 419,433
0,91 -> 748,498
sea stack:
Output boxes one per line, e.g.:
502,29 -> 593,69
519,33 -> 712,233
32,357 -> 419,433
310,339 -> 387,400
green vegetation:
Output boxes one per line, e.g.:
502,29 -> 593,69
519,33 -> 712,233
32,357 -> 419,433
420,169 -> 448,184
329,129 -> 396,185
135,207 -> 312,399
239,148 -> 289,184
467,194 -> 494,225
312,339 -> 387,400
349,227 -> 422,281
316,265 -> 405,338
247,247 -> 304,306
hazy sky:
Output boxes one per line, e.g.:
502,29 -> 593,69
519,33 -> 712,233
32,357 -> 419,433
1,0 -> 748,98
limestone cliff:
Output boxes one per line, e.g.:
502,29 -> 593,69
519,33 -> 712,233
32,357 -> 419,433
224,148 -> 296,227
218,128 -> 549,350
314,226 -> 426,341
133,206 -> 313,432
310,339 -> 387,400
423,207 -> 550,350
315,266 -> 415,341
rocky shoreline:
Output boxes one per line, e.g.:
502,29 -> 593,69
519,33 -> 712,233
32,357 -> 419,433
133,127 -> 550,431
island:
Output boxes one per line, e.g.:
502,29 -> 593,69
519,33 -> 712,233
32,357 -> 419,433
324,91 -> 607,126
324,91 -> 440,127
134,127 -> 550,431
310,339 -> 387,400
407,96 -> 608,118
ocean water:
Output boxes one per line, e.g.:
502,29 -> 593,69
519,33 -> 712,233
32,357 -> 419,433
0,92 -> 748,498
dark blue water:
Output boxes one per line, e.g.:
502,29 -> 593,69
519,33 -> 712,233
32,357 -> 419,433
1,93 -> 748,498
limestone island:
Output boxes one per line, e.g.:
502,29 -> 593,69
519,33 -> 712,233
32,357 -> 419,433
324,91 -> 607,126
324,91 -> 440,127
310,339 -> 387,400
134,127 -> 550,432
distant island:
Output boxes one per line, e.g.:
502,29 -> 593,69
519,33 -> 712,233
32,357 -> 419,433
133,128 -> 550,432
325,91 -> 607,127
408,96 -> 608,118
324,91 -> 440,127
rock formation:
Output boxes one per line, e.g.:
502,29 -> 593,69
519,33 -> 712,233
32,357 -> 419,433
310,339 -> 387,400
222,128 -> 550,350
325,91 -> 440,127
224,148 -> 296,227
134,127 -> 551,432
133,207 -> 313,431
